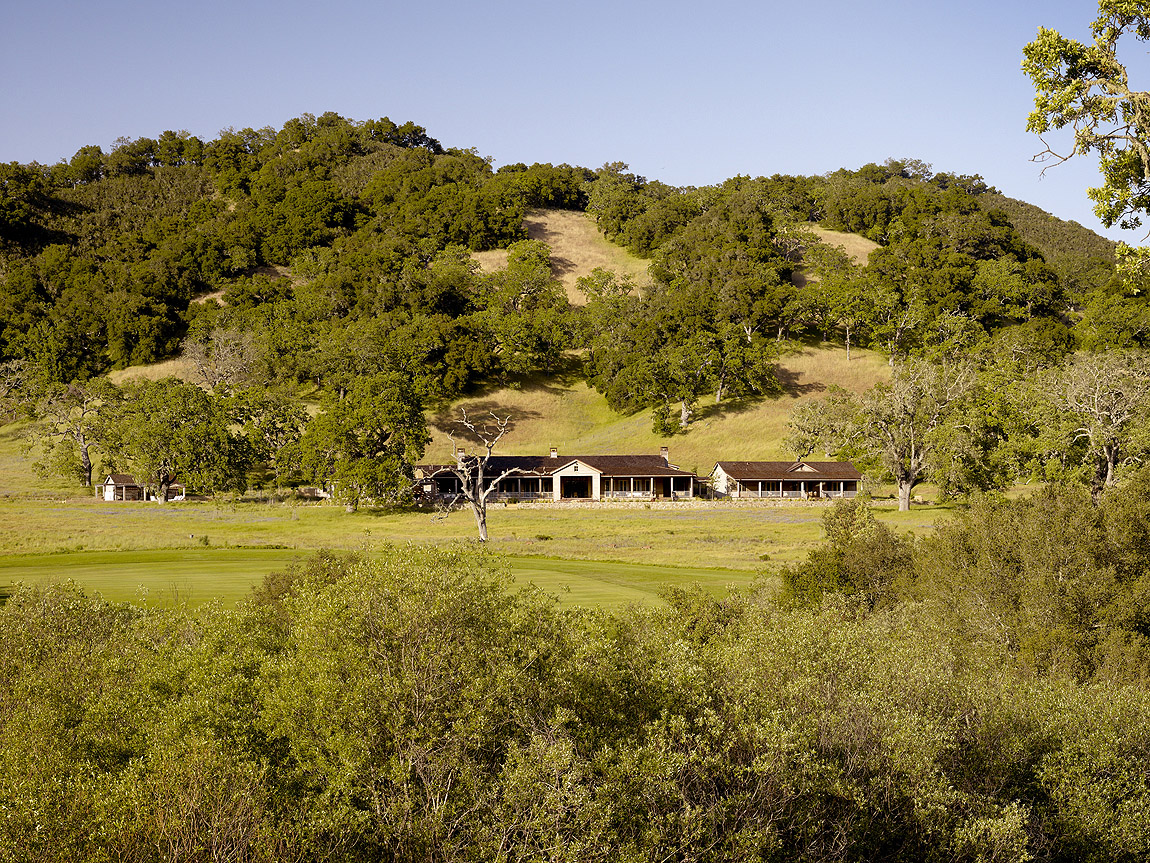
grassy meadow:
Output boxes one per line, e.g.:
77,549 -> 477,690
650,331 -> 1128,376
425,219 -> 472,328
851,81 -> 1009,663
0,217 -> 927,608
0,373 -> 945,609
0,495 -> 947,607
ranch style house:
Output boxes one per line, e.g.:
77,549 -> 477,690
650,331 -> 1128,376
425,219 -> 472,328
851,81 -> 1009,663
418,446 -> 697,502
418,449 -> 862,503
709,460 -> 862,500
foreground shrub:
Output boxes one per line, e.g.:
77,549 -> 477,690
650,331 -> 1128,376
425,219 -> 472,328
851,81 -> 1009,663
1,547 -> 1148,861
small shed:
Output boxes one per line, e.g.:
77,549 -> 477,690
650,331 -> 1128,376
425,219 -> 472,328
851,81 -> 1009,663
101,474 -> 146,501
100,474 -> 185,502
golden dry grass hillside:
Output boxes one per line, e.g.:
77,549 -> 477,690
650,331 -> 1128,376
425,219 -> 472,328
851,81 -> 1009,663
792,226 -> 880,288
107,357 -> 199,385
473,209 -> 654,304
424,345 -> 891,474
84,212 -> 890,487
807,225 -> 880,265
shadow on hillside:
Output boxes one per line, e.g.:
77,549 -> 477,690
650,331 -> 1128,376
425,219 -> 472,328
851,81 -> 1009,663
775,366 -> 826,397
444,355 -> 585,404
0,421 -> 28,443
691,394 -> 769,424
525,216 -> 580,282
686,365 -> 827,426
429,402 -> 545,445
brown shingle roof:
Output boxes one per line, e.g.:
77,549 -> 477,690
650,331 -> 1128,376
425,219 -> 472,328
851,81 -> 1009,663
713,461 -> 862,481
558,455 -> 695,477
417,454 -> 697,478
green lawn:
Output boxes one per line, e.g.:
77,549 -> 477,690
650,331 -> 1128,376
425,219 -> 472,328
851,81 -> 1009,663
0,547 -> 758,609
0,496 -> 948,607
0,340 -> 949,611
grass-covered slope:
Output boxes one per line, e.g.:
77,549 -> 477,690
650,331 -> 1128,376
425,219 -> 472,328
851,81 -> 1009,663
424,345 -> 890,472
473,208 -> 655,303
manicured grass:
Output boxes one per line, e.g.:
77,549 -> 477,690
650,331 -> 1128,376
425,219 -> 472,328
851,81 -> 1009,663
0,548 -> 299,607
1,496 -> 943,565
0,547 -> 756,609
0,495 -> 950,607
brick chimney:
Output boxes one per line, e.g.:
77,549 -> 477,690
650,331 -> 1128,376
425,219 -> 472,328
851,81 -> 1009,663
549,445 -> 558,458
660,445 -> 669,464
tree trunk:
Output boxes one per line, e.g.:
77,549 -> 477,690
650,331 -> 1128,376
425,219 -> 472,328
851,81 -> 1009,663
845,327 -> 852,362
473,500 -> 489,542
897,480 -> 913,512
157,479 -> 171,504
680,400 -> 692,429
79,440 -> 92,487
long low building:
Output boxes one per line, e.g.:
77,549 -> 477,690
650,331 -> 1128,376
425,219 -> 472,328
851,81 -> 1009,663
710,460 -> 862,500
418,446 -> 697,502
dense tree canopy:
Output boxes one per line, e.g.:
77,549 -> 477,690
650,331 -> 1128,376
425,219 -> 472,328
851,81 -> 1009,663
1023,1 -> 1150,231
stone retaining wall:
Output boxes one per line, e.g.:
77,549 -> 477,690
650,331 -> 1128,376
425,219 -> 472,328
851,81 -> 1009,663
502,497 -> 898,511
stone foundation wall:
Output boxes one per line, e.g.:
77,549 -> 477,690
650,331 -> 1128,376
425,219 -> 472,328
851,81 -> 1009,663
504,497 -> 896,511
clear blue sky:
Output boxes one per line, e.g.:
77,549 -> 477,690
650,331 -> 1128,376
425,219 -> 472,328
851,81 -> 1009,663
0,0 -> 1134,242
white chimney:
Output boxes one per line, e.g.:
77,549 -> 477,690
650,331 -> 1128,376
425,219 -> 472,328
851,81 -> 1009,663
660,446 -> 669,464
549,446 -> 558,458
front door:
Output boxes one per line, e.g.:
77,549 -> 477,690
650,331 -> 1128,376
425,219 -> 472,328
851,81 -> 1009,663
560,476 -> 592,499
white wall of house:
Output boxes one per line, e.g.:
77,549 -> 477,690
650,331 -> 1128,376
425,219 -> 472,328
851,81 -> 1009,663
550,461 -> 601,500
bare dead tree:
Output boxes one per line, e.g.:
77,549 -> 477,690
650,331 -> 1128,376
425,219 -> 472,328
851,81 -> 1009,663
1052,350 -> 1150,496
184,326 -> 259,392
442,409 -> 524,541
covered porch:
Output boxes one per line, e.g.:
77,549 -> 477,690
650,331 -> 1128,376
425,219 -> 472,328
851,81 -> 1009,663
491,475 -> 553,501
600,475 -> 695,500
731,479 -> 858,499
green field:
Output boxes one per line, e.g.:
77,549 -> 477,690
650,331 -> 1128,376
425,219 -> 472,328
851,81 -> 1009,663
0,337 -> 944,608
0,494 -> 947,607
0,546 -> 762,608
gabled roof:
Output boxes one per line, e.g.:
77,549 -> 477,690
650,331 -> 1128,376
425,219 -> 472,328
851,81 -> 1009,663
713,461 -> 862,481
417,454 -> 697,479
103,474 -> 184,488
417,455 -> 558,479
555,455 -> 695,477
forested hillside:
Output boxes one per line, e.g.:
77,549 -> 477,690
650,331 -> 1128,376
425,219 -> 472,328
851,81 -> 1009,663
6,109 -> 1150,861
3,111 -> 1146,508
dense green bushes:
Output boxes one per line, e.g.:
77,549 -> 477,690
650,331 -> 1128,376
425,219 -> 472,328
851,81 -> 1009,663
3,511 -> 1149,861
